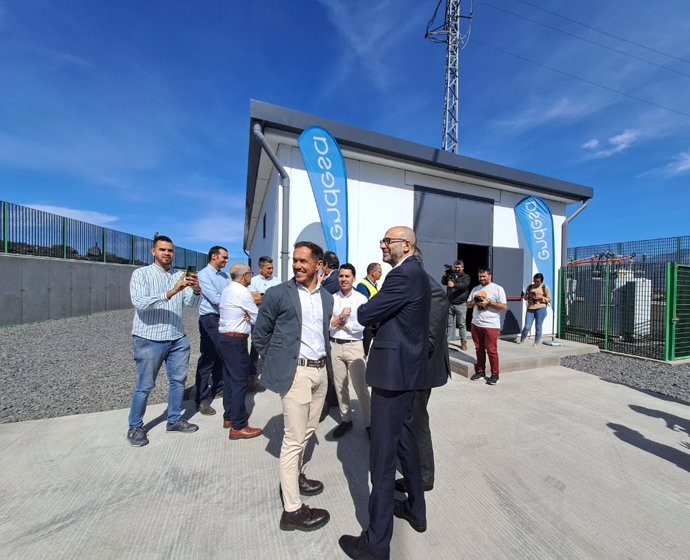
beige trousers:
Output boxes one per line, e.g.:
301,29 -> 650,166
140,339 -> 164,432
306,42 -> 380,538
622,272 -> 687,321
279,364 -> 328,512
330,340 -> 371,426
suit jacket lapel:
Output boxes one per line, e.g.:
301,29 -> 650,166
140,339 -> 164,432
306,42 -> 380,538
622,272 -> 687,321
287,280 -> 302,325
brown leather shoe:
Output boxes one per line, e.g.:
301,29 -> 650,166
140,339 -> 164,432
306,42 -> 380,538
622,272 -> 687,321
222,420 -> 232,429
228,425 -> 263,440
460,340 -> 467,351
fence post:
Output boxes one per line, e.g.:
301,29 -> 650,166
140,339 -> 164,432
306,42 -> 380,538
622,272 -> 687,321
603,265 -> 610,351
2,201 -> 7,254
664,262 -> 675,361
62,217 -> 67,259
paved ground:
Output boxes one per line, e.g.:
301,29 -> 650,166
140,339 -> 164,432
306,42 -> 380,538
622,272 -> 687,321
1,342 -> 689,559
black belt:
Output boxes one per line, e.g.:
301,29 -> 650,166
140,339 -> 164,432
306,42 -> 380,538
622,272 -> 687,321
329,337 -> 359,344
297,357 -> 327,368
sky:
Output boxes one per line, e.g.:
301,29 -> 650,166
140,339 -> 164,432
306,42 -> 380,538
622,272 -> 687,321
1,0 -> 689,260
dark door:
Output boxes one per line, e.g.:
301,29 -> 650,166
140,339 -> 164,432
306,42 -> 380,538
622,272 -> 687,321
490,247 -> 524,336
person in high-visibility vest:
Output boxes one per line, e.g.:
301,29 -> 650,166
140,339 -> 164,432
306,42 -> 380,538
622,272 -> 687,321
355,262 -> 382,356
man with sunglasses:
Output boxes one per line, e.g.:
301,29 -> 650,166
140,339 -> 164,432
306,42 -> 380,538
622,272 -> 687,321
339,227 -> 431,560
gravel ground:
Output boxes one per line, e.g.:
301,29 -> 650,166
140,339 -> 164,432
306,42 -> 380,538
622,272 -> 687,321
561,353 -> 690,404
0,309 -> 201,424
2,310 -> 689,424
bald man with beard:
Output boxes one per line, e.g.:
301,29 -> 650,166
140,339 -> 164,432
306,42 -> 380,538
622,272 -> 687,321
339,226 -> 431,560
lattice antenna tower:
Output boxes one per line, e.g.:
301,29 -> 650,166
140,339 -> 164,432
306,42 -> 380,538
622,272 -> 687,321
425,0 -> 473,153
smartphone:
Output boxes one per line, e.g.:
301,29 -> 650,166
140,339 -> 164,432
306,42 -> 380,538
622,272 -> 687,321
185,265 -> 197,280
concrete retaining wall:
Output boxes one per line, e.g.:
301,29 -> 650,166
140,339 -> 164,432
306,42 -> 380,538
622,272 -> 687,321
0,254 -> 136,326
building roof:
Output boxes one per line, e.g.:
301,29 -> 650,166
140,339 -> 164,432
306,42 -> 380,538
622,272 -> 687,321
245,99 -> 593,247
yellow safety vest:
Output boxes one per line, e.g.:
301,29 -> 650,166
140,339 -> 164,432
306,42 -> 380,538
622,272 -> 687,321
358,277 -> 379,299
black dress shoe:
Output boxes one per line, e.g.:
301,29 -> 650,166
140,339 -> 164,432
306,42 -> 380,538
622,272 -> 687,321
279,503 -> 330,531
299,473 -> 324,496
332,420 -> 353,439
393,498 -> 426,532
394,478 -> 433,493
338,534 -> 388,560
198,403 -> 216,416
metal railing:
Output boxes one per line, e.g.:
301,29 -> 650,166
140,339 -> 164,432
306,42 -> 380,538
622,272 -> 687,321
1,200 -> 207,270
561,236 -> 690,361
568,236 -> 690,266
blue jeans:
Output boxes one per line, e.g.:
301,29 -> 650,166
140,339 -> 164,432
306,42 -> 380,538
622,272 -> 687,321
520,307 -> 547,344
128,335 -> 190,428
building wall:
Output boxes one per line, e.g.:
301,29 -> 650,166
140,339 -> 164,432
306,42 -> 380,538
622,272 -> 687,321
248,140 -> 565,335
0,254 -> 135,326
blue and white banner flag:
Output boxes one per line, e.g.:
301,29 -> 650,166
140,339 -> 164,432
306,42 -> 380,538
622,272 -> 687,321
298,126 -> 348,262
514,196 -> 555,293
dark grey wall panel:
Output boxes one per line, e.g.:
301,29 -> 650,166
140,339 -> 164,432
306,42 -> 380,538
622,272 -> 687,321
456,198 -> 493,245
71,262 -> 91,316
0,255 -> 138,326
89,265 -> 107,313
22,258 -> 52,323
0,257 -> 23,326
48,260 -> 72,320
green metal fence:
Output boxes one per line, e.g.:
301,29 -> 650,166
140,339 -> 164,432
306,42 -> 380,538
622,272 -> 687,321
1,200 -> 207,270
560,236 -> 690,361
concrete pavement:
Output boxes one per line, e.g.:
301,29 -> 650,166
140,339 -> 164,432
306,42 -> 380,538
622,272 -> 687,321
1,342 -> 689,559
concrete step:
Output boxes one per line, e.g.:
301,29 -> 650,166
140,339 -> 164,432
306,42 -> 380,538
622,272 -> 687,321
449,337 -> 599,378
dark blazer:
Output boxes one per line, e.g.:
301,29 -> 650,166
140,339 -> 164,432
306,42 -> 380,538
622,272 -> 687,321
427,275 -> 451,388
252,279 -> 333,394
358,257 -> 431,391
321,271 -> 339,294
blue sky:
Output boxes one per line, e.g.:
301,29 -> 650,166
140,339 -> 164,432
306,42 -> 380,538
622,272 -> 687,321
1,0 -> 689,259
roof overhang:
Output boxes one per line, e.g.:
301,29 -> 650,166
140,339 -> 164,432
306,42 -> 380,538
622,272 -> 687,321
245,99 -> 594,249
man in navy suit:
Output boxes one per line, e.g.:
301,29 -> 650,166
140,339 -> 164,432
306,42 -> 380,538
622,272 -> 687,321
339,226 -> 431,560
253,241 -> 334,532
396,248 -> 451,493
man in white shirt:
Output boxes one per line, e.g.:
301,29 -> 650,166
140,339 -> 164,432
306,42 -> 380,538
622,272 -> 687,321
329,264 -> 371,439
466,268 -> 507,386
218,263 -> 262,439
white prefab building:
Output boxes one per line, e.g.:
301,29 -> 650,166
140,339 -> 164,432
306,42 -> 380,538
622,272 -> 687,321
244,100 -> 593,336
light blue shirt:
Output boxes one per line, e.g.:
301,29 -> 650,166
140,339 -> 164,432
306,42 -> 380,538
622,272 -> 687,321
130,263 -> 200,341
249,273 -> 281,295
197,264 -> 230,315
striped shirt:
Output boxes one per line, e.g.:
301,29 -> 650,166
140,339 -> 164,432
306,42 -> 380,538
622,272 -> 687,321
130,263 -> 200,341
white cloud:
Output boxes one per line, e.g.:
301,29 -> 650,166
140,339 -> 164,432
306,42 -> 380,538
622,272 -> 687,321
495,97 -> 596,133
665,149 -> 690,176
26,204 -> 118,225
583,128 -> 642,158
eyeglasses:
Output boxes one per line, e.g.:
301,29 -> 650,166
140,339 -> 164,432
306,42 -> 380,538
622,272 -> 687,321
379,237 -> 407,246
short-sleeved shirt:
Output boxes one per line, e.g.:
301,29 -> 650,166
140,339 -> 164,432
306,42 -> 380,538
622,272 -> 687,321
469,282 -> 506,329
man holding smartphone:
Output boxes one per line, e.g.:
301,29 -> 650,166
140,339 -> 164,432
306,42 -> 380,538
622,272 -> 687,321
126,235 -> 201,447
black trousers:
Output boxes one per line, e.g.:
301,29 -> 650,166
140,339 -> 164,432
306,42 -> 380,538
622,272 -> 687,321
218,336 -> 250,429
365,388 -> 426,557
411,388 -> 434,487
195,314 -> 223,405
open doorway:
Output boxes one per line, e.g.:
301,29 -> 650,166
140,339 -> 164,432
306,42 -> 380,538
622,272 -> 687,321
457,243 -> 490,333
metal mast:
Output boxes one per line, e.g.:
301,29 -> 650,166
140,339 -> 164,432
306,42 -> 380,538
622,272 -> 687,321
426,1 -> 473,154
